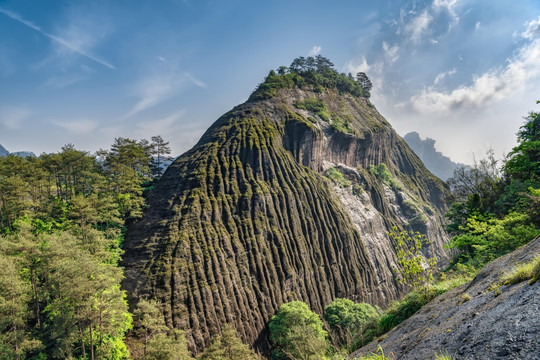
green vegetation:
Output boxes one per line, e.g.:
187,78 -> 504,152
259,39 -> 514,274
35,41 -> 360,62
197,324 -> 259,360
269,301 -> 329,360
323,299 -> 379,350
389,227 -> 437,289
0,137 -> 261,359
500,253 -> 540,285
250,55 -> 371,101
446,106 -> 540,273
295,97 -> 331,121
352,184 -> 364,196
330,115 -> 355,134
369,163 -> 402,191
325,167 -> 352,188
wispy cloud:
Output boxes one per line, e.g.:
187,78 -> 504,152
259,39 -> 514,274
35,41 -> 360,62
124,73 -> 187,118
522,16 -> 540,40
433,69 -> 456,85
52,119 -> 99,134
42,75 -> 84,88
185,73 -> 207,88
308,46 -> 322,56
382,41 -> 399,63
410,37 -> 540,113
0,7 -> 114,69
136,110 -> 184,135
0,106 -> 30,129
432,0 -> 460,27
405,10 -> 432,43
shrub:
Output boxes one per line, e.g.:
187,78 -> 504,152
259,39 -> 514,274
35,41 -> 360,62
323,299 -> 379,349
369,164 -> 402,191
352,184 -> 364,196
326,167 -> 352,188
269,301 -> 328,360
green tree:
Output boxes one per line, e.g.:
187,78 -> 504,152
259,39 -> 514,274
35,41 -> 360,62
323,299 -> 378,348
269,301 -> 328,360
356,72 -> 372,97
146,329 -> 193,360
0,252 -> 42,359
149,135 -> 173,179
388,227 -> 437,289
98,137 -> 152,220
197,324 -> 258,360
505,110 -> 540,183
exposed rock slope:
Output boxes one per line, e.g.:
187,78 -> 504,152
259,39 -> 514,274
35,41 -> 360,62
352,236 -> 540,360
122,76 -> 450,354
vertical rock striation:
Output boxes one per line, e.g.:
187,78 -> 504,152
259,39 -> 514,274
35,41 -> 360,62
122,84 -> 450,355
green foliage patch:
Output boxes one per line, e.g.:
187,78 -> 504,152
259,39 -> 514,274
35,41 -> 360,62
369,163 -> 402,191
326,167 -> 352,188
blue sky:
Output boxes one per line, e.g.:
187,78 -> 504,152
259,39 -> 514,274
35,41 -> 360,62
1,0 -> 539,164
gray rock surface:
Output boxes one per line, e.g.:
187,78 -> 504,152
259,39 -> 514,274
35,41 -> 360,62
352,236 -> 540,360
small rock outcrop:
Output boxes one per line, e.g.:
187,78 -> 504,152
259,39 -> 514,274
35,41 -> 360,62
352,236 -> 540,360
122,74 -> 451,354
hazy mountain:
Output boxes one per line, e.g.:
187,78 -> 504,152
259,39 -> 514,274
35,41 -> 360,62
403,131 -> 469,181
0,144 -> 8,156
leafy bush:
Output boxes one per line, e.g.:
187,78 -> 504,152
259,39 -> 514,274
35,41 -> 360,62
369,164 -> 402,191
324,299 -> 379,349
389,227 -> 437,289
296,97 -> 331,122
352,184 -> 364,196
269,301 -> 328,360
331,115 -> 355,134
447,212 -> 540,264
326,167 -> 352,188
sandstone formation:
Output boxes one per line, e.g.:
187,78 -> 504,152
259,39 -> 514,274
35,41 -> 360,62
122,74 -> 450,354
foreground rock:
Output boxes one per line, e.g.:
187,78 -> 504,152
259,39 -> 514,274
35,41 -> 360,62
352,236 -> 540,360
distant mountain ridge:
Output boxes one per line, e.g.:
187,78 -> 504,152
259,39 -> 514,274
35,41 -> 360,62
0,144 -> 35,158
403,132 -> 468,181
0,144 -> 8,157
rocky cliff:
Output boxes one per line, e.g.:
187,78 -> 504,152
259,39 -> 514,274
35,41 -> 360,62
352,236 -> 540,360
122,66 -> 451,354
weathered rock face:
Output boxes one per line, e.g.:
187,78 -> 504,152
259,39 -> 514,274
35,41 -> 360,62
122,85 -> 450,354
352,236 -> 540,360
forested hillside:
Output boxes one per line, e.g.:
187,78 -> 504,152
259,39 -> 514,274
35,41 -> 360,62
0,137 -> 185,359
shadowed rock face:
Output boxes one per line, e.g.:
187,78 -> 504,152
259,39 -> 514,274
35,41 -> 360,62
122,86 -> 450,354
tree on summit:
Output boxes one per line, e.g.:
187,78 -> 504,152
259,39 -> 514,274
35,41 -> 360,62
356,72 -> 372,95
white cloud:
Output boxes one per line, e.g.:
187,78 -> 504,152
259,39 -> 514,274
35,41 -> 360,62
0,7 -> 114,69
410,38 -> 540,113
433,69 -> 456,85
0,106 -> 30,129
344,56 -> 372,74
405,10 -> 432,43
382,41 -> 399,63
124,73 -> 187,118
308,46 -> 322,56
136,110 -> 184,134
475,22 -> 481,31
42,75 -> 84,88
185,73 -> 207,88
432,0 -> 460,26
522,16 -> 540,40
52,119 -> 98,134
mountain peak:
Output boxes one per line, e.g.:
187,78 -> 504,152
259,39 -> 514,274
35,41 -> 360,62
122,59 -> 451,355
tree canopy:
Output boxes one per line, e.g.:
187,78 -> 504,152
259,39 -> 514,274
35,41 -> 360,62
250,56 -> 372,100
